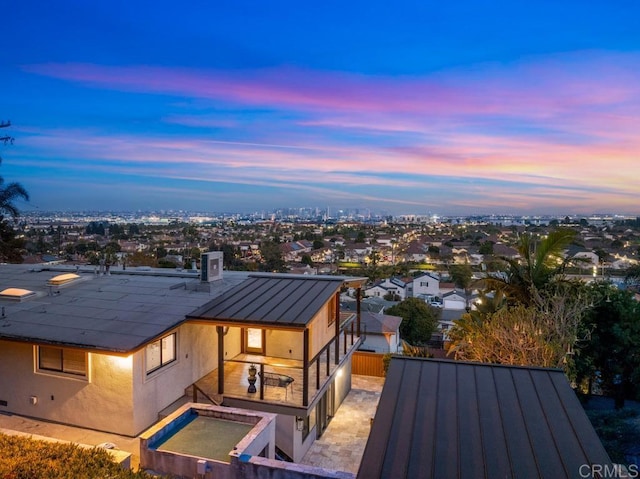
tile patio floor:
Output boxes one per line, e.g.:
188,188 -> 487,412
299,374 -> 386,474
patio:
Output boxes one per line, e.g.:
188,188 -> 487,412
194,330 -> 360,408
299,375 -> 385,474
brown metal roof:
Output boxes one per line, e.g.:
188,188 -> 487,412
358,357 -> 612,479
187,275 -> 345,327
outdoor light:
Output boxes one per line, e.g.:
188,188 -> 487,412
110,354 -> 133,370
296,416 -> 304,431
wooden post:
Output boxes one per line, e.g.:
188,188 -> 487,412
259,363 -> 265,400
326,347 -> 330,377
216,326 -> 225,395
303,328 -> 309,407
334,293 -> 340,365
356,287 -> 362,337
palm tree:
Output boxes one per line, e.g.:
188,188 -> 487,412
480,228 -> 577,307
0,168 -> 29,221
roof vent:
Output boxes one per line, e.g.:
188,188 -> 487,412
48,273 -> 80,286
0,288 -> 36,301
201,251 -> 223,282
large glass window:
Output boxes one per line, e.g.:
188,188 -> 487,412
146,333 -> 177,374
38,346 -> 87,377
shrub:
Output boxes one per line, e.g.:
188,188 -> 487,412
0,433 -> 160,479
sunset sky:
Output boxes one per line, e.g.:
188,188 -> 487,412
3,1 -> 640,215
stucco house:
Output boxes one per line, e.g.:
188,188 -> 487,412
411,272 -> 440,299
0,255 -> 366,463
365,277 -> 410,300
357,312 -> 402,354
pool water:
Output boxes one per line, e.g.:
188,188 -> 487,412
155,414 -> 254,463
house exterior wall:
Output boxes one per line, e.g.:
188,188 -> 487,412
265,329 -> 303,361
0,339 -> 135,435
359,333 -> 399,353
131,323 -> 219,435
364,285 -> 387,298
412,275 -> 440,298
224,326 -> 242,361
307,302 -> 335,360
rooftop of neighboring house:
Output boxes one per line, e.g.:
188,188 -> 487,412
359,311 -> 402,335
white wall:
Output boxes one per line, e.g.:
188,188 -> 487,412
359,333 -> 397,353
265,330 -> 303,361
132,323 -> 219,435
0,340 -> 135,436
412,275 -> 440,298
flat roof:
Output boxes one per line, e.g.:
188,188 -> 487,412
358,357 -> 612,479
187,274 -> 346,328
0,265 -> 250,353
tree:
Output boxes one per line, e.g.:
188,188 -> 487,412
478,241 -> 494,255
480,228 -> 578,307
0,220 -> 26,263
386,297 -> 439,346
624,264 -> 640,286
450,263 -> 473,309
259,240 -> 287,272
448,304 -> 573,368
301,254 -> 313,267
574,283 -> 640,404
312,239 -> 324,250
0,121 -> 29,262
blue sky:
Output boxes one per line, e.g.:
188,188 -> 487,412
3,1 -> 640,215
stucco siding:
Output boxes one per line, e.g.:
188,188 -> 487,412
132,323 -> 219,435
0,340 -> 135,435
266,330 -> 303,361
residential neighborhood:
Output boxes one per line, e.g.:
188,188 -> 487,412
1,211 -> 640,477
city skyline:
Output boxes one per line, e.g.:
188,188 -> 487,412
3,2 -> 640,215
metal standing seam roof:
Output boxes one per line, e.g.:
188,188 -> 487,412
358,357 -> 612,479
187,275 -> 345,327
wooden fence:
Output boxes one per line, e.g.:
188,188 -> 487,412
352,351 -> 386,377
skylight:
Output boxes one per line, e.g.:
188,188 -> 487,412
48,273 -> 80,286
0,288 -> 36,300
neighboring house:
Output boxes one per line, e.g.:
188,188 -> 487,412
411,272 -> 440,299
341,296 -> 396,315
404,240 -> 428,263
358,312 -> 402,354
442,290 -> 469,310
364,277 -> 410,300
0,258 -> 367,464
572,251 -> 599,267
343,243 -> 372,263
280,240 -> 313,262
358,357 -> 613,479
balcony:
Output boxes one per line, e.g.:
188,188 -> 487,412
193,316 -> 361,410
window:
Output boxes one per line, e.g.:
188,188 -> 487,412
38,346 -> 87,377
328,297 -> 336,326
245,328 -> 265,354
146,333 -> 176,374
420,281 -> 429,287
